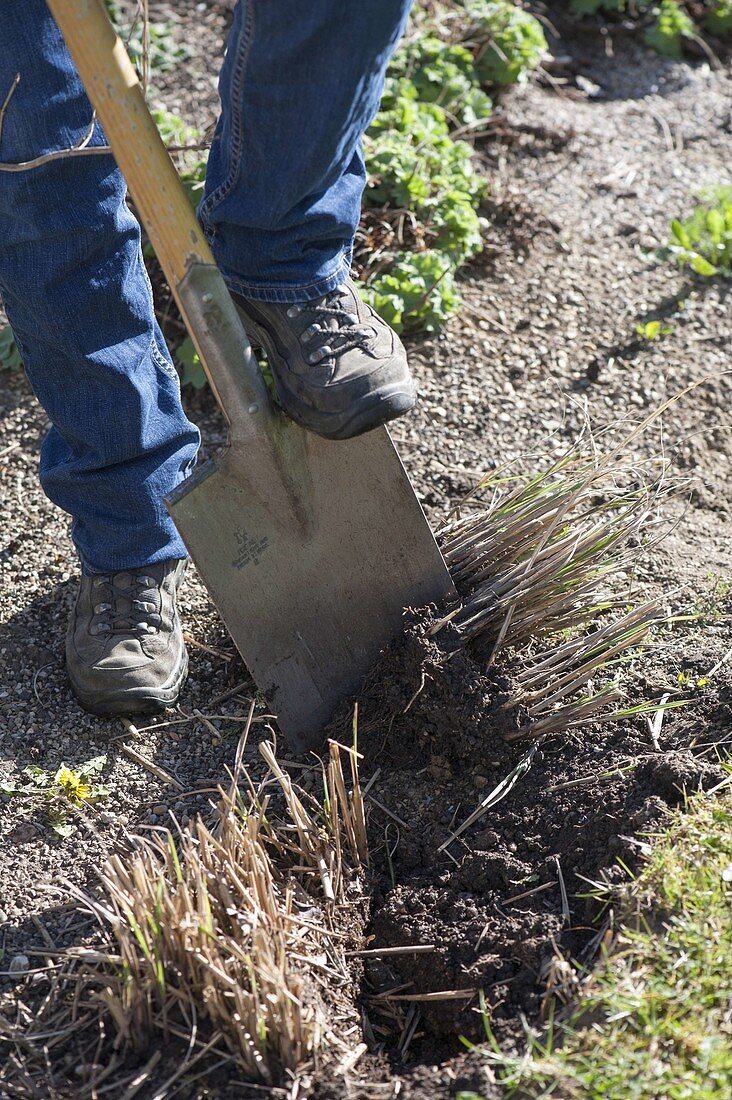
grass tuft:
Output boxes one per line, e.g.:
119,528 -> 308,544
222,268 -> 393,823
437,432 -> 684,740
12,734 -> 369,1091
474,792 -> 732,1098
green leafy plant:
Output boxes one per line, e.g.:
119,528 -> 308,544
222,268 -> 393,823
644,0 -> 695,56
366,96 -> 485,260
570,0 -> 717,56
388,37 -> 493,126
151,108 -> 198,149
634,319 -> 672,340
669,186 -> 732,277
362,250 -> 459,332
704,0 -> 732,37
368,94 -> 485,207
151,108 -> 208,208
1,756 -> 108,837
461,1 -> 548,86
105,1 -> 189,76
361,77 -> 487,331
570,0 -> 629,13
676,669 -> 709,690
175,337 -> 207,390
0,325 -> 22,371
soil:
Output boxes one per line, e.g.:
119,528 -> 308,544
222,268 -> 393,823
2,3 -> 732,1098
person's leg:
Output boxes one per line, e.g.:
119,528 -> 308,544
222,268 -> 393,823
201,0 -> 412,301
0,0 -> 199,575
0,0 -> 197,713
201,0 -> 416,440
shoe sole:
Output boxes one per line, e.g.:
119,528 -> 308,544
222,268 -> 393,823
240,314 -> 417,441
72,648 -> 189,718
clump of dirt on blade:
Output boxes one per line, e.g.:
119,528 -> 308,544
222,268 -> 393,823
332,611 -> 726,1074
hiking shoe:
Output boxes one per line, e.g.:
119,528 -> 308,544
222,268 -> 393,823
66,559 -> 188,716
233,277 -> 417,440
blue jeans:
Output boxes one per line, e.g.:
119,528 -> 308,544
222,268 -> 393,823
0,0 -> 411,572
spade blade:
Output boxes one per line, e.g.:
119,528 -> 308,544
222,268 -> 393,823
167,422 -> 456,749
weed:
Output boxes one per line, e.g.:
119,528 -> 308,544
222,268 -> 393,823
366,92 -> 486,250
460,1 -> 548,86
174,336 -> 206,390
644,0 -> 696,57
704,0 -> 732,36
694,572 -> 732,618
151,107 -> 199,149
363,251 -> 459,332
0,755 -> 108,837
361,76 -> 486,330
570,0 -> 712,57
151,107 -> 207,207
634,319 -> 672,340
356,2 -> 548,333
669,186 -> 732,276
105,1 -> 189,79
0,325 -> 22,371
389,36 -> 493,126
675,669 -> 709,690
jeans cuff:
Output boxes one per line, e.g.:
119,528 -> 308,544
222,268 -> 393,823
218,250 -> 352,304
79,551 -> 189,576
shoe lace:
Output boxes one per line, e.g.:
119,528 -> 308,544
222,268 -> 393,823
89,571 -> 162,637
286,289 -> 375,365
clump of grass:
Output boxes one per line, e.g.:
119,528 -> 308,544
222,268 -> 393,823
436,427 -> 684,740
49,736 -> 367,1087
470,791 -> 732,1098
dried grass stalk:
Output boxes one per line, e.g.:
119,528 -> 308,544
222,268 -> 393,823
437,437 -> 683,740
64,737 -> 368,1087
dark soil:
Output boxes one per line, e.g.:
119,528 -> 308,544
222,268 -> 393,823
305,613 -> 726,1097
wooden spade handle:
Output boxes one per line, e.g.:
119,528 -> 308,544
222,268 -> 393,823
46,0 -> 211,286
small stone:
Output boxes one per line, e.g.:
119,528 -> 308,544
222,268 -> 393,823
152,803 -> 167,816
0,909 -> 7,923
8,954 -> 30,975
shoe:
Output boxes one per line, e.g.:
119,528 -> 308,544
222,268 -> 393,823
66,559 -> 188,716
233,277 -> 417,440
